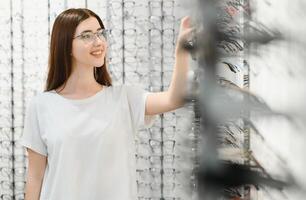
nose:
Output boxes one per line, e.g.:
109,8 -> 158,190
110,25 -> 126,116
93,34 -> 105,46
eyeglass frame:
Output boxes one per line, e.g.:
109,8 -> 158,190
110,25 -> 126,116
73,28 -> 108,43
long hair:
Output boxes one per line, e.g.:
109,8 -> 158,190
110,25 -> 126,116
45,8 -> 112,92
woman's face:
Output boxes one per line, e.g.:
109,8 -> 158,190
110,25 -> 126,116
71,17 -> 107,69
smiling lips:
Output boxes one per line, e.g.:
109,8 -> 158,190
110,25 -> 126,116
90,50 -> 103,57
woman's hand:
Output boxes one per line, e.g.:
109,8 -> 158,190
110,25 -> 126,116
175,16 -> 195,55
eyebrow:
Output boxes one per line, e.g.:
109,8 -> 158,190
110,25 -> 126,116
80,27 -> 103,34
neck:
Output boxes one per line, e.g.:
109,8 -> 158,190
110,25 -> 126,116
58,63 -> 102,94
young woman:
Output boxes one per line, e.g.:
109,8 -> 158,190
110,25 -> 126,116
19,8 -> 192,200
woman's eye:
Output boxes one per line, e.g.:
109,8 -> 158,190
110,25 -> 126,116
81,34 -> 92,39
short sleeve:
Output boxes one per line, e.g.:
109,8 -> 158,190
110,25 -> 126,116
18,96 -> 48,156
125,85 -> 157,130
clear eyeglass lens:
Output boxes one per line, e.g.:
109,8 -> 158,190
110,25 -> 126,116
80,30 -> 107,42
97,30 -> 107,39
80,33 -> 94,42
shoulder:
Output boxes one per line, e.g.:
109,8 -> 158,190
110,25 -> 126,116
120,84 -> 146,93
35,90 -> 55,102
26,90 -> 56,110
104,84 -> 124,95
107,84 -> 147,101
94,85 -> 129,102
107,84 -> 141,94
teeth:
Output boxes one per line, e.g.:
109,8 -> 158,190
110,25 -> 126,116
91,51 -> 102,55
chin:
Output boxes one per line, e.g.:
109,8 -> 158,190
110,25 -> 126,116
93,61 -> 105,67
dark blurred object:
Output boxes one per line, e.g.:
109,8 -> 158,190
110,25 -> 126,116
181,0 -> 295,199
198,161 -> 288,189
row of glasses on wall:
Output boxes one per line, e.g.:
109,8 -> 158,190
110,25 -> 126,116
106,0 -> 200,199
1,0 -> 47,198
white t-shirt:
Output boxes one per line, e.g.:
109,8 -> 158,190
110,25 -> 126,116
19,85 -> 156,200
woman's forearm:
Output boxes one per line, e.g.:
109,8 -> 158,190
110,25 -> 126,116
166,16 -> 193,110
167,49 -> 190,108
24,177 -> 43,200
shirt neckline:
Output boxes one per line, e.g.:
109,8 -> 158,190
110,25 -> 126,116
51,86 -> 109,104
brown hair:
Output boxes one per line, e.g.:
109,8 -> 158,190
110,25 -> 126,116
44,8 -> 112,92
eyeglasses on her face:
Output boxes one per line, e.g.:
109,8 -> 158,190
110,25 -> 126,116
73,29 -> 108,43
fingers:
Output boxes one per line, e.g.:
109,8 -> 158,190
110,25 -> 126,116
185,27 -> 196,35
176,16 -> 197,52
179,16 -> 196,39
180,27 -> 196,40
180,16 -> 191,30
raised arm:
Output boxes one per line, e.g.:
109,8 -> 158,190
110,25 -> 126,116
145,16 -> 193,115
